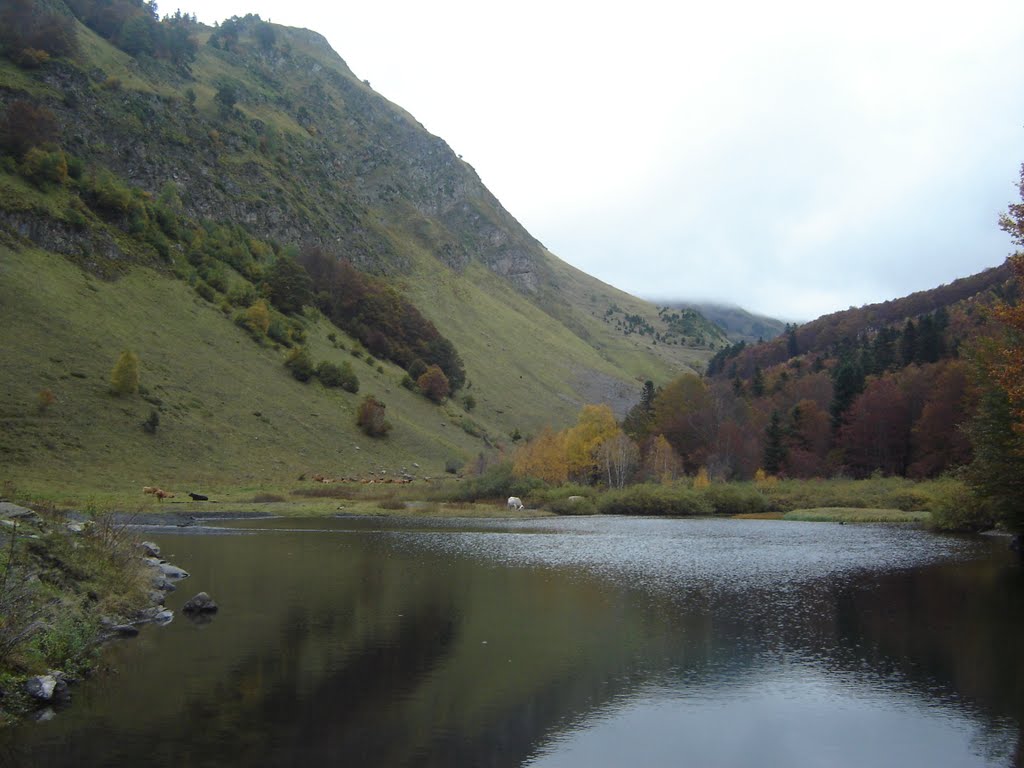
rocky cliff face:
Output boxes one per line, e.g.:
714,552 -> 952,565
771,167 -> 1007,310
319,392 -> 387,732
5,19 -> 548,291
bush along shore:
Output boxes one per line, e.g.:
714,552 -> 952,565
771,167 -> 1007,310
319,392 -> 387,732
0,502 -> 190,725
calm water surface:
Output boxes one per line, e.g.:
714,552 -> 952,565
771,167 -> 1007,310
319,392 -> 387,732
1,516 -> 1021,767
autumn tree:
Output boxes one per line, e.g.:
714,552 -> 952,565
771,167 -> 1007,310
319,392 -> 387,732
784,399 -> 831,478
643,434 -> 681,482
512,427 -> 568,484
598,431 -> 640,488
109,350 -> 139,395
988,256 -> 1024,426
964,168 -> 1024,529
417,365 -> 450,403
652,374 -> 716,474
908,360 -> 974,477
0,101 -> 57,159
0,0 -> 77,66
564,404 -> 619,482
296,249 -> 465,390
837,376 -> 911,476
356,396 -> 391,437
264,255 -> 311,315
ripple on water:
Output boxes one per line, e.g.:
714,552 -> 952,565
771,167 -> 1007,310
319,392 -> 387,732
384,517 -> 986,598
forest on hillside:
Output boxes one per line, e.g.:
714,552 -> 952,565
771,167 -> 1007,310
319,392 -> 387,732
505,184 -> 1024,531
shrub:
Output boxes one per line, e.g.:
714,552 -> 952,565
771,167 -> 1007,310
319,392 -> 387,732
407,359 -> 428,381
242,299 -> 271,336
83,169 -> 139,220
20,147 -> 67,188
339,363 -> 359,393
356,396 -> 391,437
109,350 -> 139,396
194,279 -> 216,302
596,484 -> 713,517
547,496 -> 596,515
267,317 -> 295,346
37,388 -> 56,414
316,361 -> 343,387
284,348 -> 314,382
928,480 -> 996,532
462,394 -> 476,412
141,409 -> 159,434
698,483 -> 770,516
316,360 -> 359,392
226,283 -> 257,307
439,462 -> 545,502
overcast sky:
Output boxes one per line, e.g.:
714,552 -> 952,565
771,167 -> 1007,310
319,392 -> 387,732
191,0 -> 1024,321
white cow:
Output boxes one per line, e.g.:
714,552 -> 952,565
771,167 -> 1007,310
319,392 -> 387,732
507,496 -> 524,511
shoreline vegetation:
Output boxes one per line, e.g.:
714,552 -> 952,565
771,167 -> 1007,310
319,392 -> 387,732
4,473 -> 991,527
0,472 -> 1003,726
0,503 -> 154,725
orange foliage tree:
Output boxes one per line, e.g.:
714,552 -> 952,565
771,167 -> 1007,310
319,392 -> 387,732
652,374 -> 715,474
989,254 -> 1024,430
417,365 -> 450,403
565,404 -> 619,482
962,165 -> 1024,530
512,427 -> 568,484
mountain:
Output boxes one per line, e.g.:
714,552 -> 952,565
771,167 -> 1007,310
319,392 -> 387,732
672,260 -> 1018,480
659,301 -> 787,344
706,262 -> 1015,379
0,7 -> 724,496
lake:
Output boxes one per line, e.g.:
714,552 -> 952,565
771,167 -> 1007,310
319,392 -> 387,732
1,516 -> 1021,767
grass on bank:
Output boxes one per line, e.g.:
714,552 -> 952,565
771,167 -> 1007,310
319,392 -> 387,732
0,507 -> 151,723
422,470 -> 977,527
735,508 -> 932,523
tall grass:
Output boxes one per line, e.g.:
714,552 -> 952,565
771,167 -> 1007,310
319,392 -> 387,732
510,477 -> 963,520
0,507 -> 151,697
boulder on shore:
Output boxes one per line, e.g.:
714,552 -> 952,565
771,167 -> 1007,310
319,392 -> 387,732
182,592 -> 218,614
139,540 -> 161,558
25,673 -> 69,703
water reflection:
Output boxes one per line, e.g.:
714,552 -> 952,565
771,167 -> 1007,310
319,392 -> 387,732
0,518 -> 1020,767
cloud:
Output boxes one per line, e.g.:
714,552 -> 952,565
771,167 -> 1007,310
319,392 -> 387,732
195,0 -> 1024,320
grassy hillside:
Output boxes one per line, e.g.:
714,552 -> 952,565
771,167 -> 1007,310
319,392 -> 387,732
664,301 -> 787,344
0,8 -> 728,506
0,247 -> 472,498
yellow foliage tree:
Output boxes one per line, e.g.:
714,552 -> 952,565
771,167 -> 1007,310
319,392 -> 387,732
565,404 -> 619,482
512,426 -> 568,484
645,434 -> 681,483
244,299 -> 271,335
693,466 -> 710,489
109,350 -> 139,395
